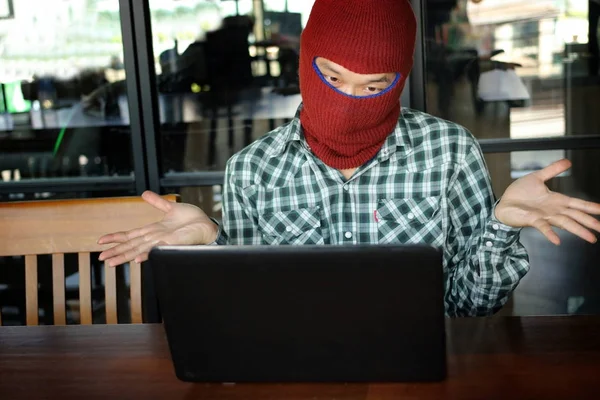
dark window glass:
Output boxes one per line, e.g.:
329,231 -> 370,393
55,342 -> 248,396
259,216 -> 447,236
424,0 -> 600,140
149,0 -> 311,175
0,1 -> 136,190
484,149 -> 600,316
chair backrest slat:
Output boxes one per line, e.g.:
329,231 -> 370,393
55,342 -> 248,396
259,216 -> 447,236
52,254 -> 66,325
130,261 -> 142,324
78,252 -> 93,325
25,255 -> 38,326
0,195 -> 179,326
104,262 -> 118,324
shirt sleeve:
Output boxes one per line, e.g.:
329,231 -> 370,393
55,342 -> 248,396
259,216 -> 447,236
217,159 -> 264,245
444,141 -> 530,317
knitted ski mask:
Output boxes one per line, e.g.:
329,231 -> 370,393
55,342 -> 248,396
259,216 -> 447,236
299,0 -> 417,169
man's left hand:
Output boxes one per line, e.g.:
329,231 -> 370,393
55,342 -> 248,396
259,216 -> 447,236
495,159 -> 600,245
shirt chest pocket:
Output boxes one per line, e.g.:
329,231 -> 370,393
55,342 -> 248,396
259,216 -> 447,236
259,207 -> 324,245
376,196 -> 443,245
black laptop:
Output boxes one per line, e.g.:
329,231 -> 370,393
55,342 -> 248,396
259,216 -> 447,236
149,244 -> 446,383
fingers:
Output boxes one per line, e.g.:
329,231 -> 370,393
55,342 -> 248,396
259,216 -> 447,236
134,241 -> 168,264
534,159 -> 572,182
561,209 -> 600,234
100,235 -> 171,267
548,214 -> 597,244
110,240 -> 153,267
142,191 -> 174,214
532,218 -> 561,245
97,231 -> 129,245
134,253 -> 149,264
98,192 -> 172,245
566,196 -> 600,216
97,223 -> 157,246
99,235 -> 149,266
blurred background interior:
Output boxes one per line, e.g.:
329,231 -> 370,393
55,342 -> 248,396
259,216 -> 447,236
1,0 -> 599,324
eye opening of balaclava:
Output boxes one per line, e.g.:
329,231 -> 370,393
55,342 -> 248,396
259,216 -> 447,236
299,0 -> 417,170
311,58 -> 402,100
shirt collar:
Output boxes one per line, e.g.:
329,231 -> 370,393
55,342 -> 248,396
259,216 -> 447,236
377,108 -> 413,162
265,105 -> 305,158
266,103 -> 414,159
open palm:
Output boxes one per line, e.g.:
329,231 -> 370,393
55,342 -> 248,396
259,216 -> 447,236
98,191 -> 217,267
495,159 -> 600,245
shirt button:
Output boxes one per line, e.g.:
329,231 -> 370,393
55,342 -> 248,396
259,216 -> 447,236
486,241 -> 493,248
343,185 -> 349,191
407,213 -> 415,220
490,233 -> 496,239
492,224 -> 499,230
286,226 -> 293,232
345,231 -> 353,239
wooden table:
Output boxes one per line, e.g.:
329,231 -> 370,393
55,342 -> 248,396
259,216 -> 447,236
1,316 -> 599,399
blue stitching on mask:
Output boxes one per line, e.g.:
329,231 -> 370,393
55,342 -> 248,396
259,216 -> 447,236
312,58 -> 401,99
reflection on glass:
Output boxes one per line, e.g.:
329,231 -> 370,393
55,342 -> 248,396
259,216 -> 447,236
509,149 -> 567,179
0,0 -> 133,187
424,0 -> 600,140
484,149 -> 600,317
484,150 -> 573,197
150,0 -> 312,174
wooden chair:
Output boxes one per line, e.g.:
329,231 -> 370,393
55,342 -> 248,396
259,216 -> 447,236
0,195 -> 179,326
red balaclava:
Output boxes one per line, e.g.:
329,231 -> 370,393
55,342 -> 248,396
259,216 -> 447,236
299,0 -> 417,169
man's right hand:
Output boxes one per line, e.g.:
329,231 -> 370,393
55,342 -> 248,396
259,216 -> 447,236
97,191 -> 218,267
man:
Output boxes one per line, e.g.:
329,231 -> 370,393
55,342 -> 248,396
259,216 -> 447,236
98,0 -> 600,316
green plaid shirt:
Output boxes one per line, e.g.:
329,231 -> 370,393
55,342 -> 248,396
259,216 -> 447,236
217,106 -> 530,317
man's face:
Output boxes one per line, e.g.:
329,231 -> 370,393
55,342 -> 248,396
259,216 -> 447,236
314,57 -> 397,97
